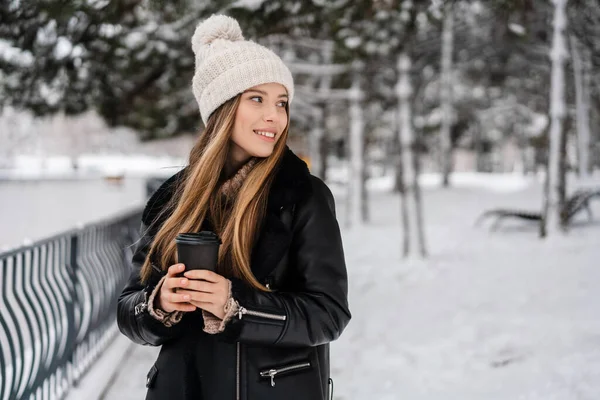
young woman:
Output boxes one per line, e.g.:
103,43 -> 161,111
117,15 -> 351,400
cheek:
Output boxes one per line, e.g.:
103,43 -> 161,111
279,113 -> 288,132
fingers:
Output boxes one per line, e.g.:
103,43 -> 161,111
183,269 -> 223,283
183,279 -> 217,293
165,289 -> 193,304
164,275 -> 189,291
167,263 -> 185,277
157,283 -> 197,313
177,289 -> 214,304
158,263 -> 197,313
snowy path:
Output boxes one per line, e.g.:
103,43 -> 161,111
105,181 -> 600,400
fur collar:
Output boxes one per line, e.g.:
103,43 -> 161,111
142,147 -> 312,228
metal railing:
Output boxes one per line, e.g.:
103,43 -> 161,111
0,207 -> 143,400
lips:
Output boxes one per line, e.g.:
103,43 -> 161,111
253,130 -> 276,143
254,130 -> 276,138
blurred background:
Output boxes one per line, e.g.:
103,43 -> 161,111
1,0 -> 600,399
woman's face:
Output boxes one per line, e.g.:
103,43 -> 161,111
230,83 -> 288,161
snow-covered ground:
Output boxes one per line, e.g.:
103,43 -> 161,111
331,182 -> 600,400
101,176 -> 600,400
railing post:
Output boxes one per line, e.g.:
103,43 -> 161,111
67,232 -> 79,387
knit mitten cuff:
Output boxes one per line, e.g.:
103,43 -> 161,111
147,275 -> 183,327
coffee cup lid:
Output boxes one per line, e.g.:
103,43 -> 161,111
176,231 -> 221,244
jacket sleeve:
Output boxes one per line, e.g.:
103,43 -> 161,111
116,223 -> 187,346
222,176 -> 351,347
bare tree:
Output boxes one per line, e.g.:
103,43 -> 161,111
396,53 -> 427,257
541,0 -> 569,237
569,35 -> 591,179
348,63 -> 366,227
440,1 -> 455,187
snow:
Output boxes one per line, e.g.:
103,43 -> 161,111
508,23 -> 526,36
98,23 -> 122,39
54,37 -> 73,60
0,154 -> 185,180
330,180 -> 600,399
0,39 -> 34,67
123,31 -> 146,49
99,175 -> 600,399
344,37 -> 362,49
231,0 -> 267,11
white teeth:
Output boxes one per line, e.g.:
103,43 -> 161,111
255,131 -> 275,138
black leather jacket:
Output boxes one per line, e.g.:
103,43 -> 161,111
117,149 -> 351,400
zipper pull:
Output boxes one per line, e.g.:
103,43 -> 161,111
135,302 -> 147,316
238,306 -> 246,320
267,369 -> 277,387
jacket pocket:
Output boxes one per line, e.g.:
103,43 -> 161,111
259,360 -> 311,387
146,364 -> 158,388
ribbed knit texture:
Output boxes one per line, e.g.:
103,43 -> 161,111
191,15 -> 294,124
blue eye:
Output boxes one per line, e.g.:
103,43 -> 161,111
250,96 -> 262,103
277,101 -> 288,108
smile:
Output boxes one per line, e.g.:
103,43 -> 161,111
254,130 -> 276,138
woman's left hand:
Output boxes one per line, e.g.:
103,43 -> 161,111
179,270 -> 230,319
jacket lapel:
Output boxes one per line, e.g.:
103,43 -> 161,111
250,148 -> 312,282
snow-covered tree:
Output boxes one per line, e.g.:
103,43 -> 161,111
348,68 -> 365,228
569,35 -> 591,179
541,0 -> 568,237
396,52 -> 427,257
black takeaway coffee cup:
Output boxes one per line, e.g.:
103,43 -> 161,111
175,231 -> 221,272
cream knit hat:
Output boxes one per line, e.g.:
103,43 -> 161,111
191,15 -> 295,125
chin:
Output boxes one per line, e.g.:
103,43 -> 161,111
250,146 -> 276,158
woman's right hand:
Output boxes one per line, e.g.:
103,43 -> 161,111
155,263 -> 198,313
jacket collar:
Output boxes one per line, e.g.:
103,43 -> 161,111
267,146 -> 312,212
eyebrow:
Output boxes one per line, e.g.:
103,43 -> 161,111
244,89 -> 288,99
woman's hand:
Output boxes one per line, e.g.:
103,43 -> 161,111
156,264 -> 197,313
180,269 -> 231,319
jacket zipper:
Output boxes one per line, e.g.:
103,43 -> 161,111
236,307 -> 286,398
237,306 -> 286,321
259,362 -> 311,387
236,342 -> 241,400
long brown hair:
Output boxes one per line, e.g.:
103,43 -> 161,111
140,95 -> 290,291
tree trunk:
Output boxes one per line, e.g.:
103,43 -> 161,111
570,35 -> 591,179
396,52 -> 427,256
311,41 -> 334,180
361,132 -> 370,222
348,65 -> 365,227
440,2 -> 454,187
413,122 -> 428,257
542,0 -> 568,237
319,133 -> 329,182
310,107 -> 325,179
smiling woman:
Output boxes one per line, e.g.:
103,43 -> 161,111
229,84 -> 290,163
116,14 -> 351,400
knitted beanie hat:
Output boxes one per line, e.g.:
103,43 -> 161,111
191,15 -> 295,125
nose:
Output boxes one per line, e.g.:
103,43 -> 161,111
263,104 -> 279,123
